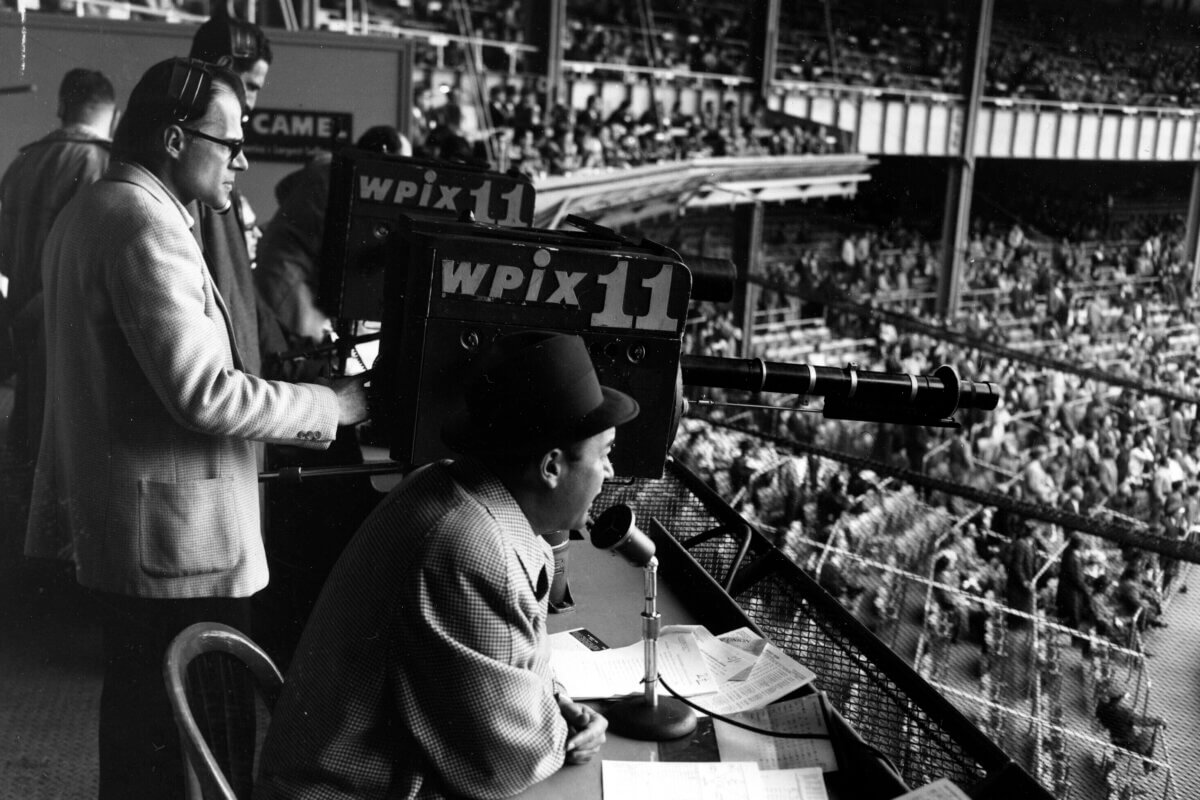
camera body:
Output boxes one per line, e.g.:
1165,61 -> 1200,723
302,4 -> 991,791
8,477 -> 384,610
320,147 -> 535,322
374,216 -> 692,478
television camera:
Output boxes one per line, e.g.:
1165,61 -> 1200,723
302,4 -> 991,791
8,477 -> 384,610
306,147 -> 1000,479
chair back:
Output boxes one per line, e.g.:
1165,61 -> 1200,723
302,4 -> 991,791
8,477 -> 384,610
163,622 -> 284,800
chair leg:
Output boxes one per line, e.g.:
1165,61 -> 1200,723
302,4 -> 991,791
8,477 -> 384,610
183,754 -> 203,800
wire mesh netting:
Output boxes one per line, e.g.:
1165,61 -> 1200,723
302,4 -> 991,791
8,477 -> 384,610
620,415 -> 1191,800
595,462 -> 1022,795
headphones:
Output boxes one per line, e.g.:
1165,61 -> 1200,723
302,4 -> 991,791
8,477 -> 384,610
227,21 -> 257,61
166,58 -> 217,123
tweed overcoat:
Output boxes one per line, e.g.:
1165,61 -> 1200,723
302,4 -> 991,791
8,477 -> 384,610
255,460 -> 569,800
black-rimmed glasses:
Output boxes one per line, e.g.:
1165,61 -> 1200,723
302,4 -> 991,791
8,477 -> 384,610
180,128 -> 245,162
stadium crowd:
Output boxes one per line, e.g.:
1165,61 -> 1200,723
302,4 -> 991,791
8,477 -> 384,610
409,82 -> 841,178
17,0 -> 1200,109
676,240 -> 1198,660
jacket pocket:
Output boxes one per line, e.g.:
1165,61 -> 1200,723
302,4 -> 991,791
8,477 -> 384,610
138,476 -> 243,577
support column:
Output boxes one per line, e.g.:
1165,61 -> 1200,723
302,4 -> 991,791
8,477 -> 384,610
937,0 -> 993,320
747,0 -> 781,100
525,0 -> 565,109
396,41 -> 414,143
732,202 -> 765,358
1185,163 -> 1200,292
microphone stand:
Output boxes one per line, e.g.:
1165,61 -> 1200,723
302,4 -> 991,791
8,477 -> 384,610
593,505 -> 697,740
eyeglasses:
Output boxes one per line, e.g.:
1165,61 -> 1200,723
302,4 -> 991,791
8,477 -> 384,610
180,127 -> 244,162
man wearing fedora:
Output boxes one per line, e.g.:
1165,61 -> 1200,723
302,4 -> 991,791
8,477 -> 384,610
257,330 -> 636,800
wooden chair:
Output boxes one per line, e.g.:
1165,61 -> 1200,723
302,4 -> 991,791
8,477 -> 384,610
163,622 -> 284,800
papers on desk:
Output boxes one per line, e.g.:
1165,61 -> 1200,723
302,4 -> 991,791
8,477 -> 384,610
550,629 -> 719,699
699,638 -> 817,716
602,762 -> 828,800
712,695 -> 838,773
760,768 -> 828,800
585,628 -> 831,800
663,625 -> 759,683
549,626 -> 815,712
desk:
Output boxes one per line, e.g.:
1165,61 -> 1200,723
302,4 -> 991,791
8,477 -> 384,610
515,526 -> 909,800
517,536 -> 682,800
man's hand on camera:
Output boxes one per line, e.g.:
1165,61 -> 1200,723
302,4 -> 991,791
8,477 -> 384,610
332,374 -> 369,426
557,694 -> 607,765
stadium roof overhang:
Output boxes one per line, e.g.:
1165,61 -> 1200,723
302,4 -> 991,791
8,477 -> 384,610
532,153 -> 875,229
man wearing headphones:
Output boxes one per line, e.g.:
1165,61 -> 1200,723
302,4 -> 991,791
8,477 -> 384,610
27,58 -> 368,799
188,14 -> 278,377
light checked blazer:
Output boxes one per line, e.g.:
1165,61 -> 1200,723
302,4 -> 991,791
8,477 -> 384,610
26,161 -> 340,598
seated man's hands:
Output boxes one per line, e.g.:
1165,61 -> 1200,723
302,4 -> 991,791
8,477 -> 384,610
557,694 -> 607,765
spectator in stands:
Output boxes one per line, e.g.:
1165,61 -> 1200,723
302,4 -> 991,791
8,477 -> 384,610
1114,561 -> 1165,630
939,525 -> 984,577
677,427 -> 717,489
541,126 -> 581,176
576,94 -> 603,135
411,84 -> 436,155
818,552 -> 865,604
605,98 -> 635,132
1055,533 -> 1096,638
576,125 -> 605,168
435,86 -> 481,141
425,103 -> 479,164
1098,443 -> 1121,496
1060,481 -> 1085,516
1096,683 -> 1166,771
1126,432 -> 1155,487
728,438 -> 758,497
1023,445 -> 1057,505
1158,498 -> 1188,594
508,127 -> 547,179
814,473 -> 850,540
747,456 -> 805,531
487,83 -> 514,129
511,87 -> 543,136
932,551 -> 968,643
1004,522 -> 1037,628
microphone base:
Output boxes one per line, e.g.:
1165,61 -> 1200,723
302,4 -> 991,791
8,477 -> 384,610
604,695 -> 697,741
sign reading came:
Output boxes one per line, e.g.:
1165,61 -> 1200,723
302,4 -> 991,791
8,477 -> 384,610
244,108 -> 353,163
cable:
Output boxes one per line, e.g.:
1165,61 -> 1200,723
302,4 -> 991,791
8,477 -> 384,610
657,674 -> 903,778
657,674 -> 829,740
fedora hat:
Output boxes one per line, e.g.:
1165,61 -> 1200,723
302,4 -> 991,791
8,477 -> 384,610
441,331 -> 639,455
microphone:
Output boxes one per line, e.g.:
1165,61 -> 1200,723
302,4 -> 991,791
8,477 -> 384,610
590,504 -> 655,566
588,504 -> 697,740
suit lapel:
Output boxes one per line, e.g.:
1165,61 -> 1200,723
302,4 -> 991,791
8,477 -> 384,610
509,531 -> 550,600
189,201 -> 247,372
206,270 -> 246,371
107,162 -> 248,373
